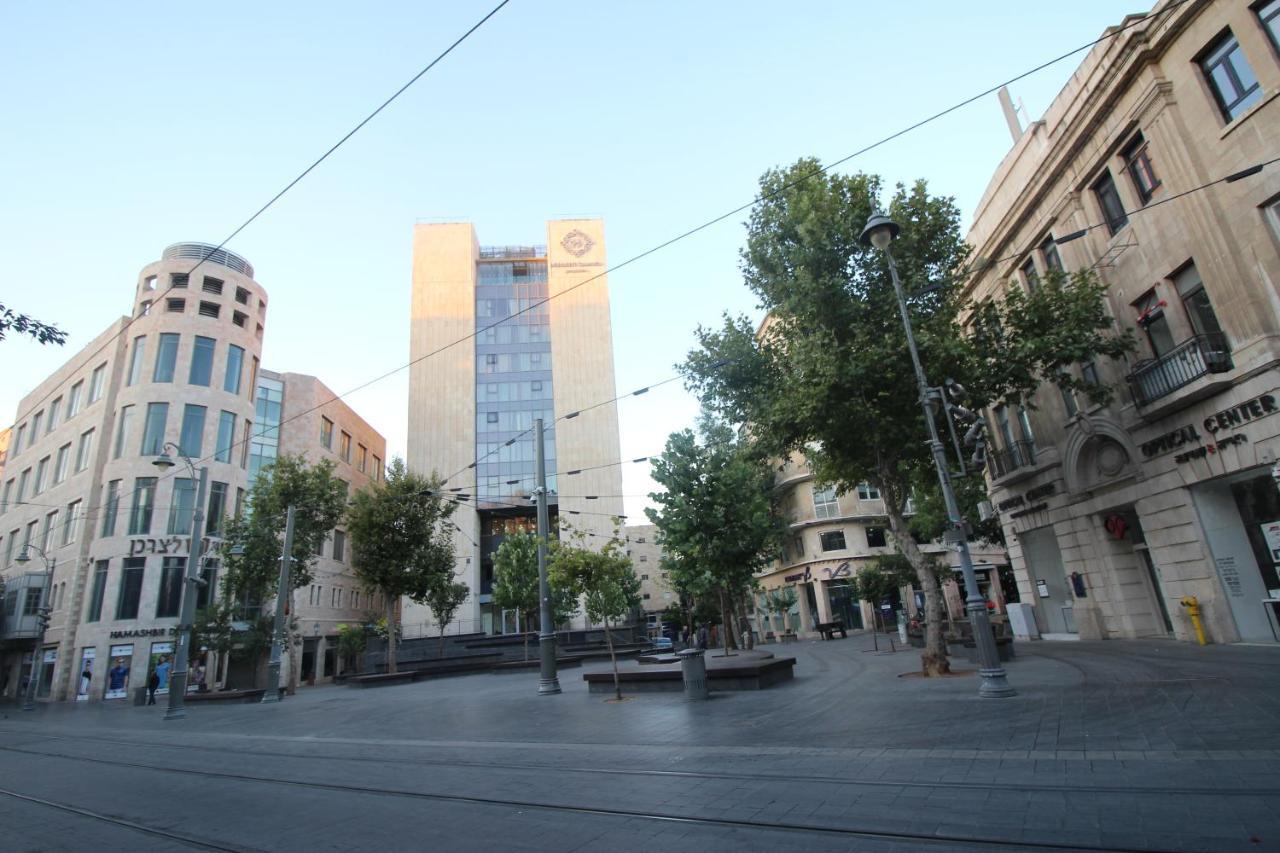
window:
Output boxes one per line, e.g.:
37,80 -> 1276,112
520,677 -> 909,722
144,275 -> 157,291
75,429 -> 93,472
85,561 -> 108,622
154,333 -> 179,382
1082,361 -> 1101,388
372,455 -> 382,480
320,417 -> 334,449
1,480 -> 11,511
167,298 -> 186,313
31,411 -> 43,436
1060,375 -> 1079,418
1260,0 -> 1280,51
1039,236 -> 1063,273
34,456 -> 50,495
127,336 -> 146,386
24,587 -> 42,615
171,273 -> 188,289
156,557 -> 185,617
198,301 -> 221,319
1017,407 -> 1037,453
141,402 -> 168,455
116,558 -> 145,620
235,286 -> 251,305
189,336 -> 215,385
17,468 -> 30,503
486,412 -> 499,424
216,410 -> 236,463
1121,133 -> 1160,204
128,477 -> 157,535
88,363 -> 105,403
13,424 -> 25,456
820,531 -> 847,551
113,405 -> 134,459
241,419 -> 252,468
232,310 -> 248,328
340,431 -> 352,462
41,510 -> 57,551
202,276 -> 223,295
139,300 -> 152,317
1174,263 -> 1226,341
224,344 -> 244,394
1092,171 -> 1128,235
179,405 -> 206,458
235,488 -> 245,520
333,530 -> 346,562
357,444 -> 367,473
1135,289 -> 1176,357
47,397 -> 61,432
207,481 -> 227,536
67,381 -> 84,418
102,480 -> 121,537
53,443 -> 70,484
196,565 -> 218,611
1198,29 -> 1262,122
866,526 -> 887,548
1020,258 -> 1039,292
62,500 -> 81,545
168,478 -> 197,535
812,484 -> 839,519
856,482 -> 881,501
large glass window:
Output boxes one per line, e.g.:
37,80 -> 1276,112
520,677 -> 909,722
179,405 -> 206,458
113,405 -> 134,459
812,485 -> 839,519
339,432 -> 351,462
156,557 -> 185,617
1199,29 -> 1262,121
215,410 -> 236,463
167,478 -> 197,535
128,477 -> 157,535
153,333 -> 179,382
250,378 -> 283,477
141,402 -> 168,455
33,456 -> 49,495
1174,263 -> 1226,340
866,526 -> 887,548
207,481 -> 228,536
1121,133 -> 1160,204
127,336 -> 146,386
85,560 -> 108,622
116,558 -> 145,620
53,443 -> 70,484
88,364 -> 106,402
224,344 -> 244,394
102,480 -> 121,537
320,417 -> 333,449
67,381 -> 84,417
820,530 -> 847,551
189,336 -> 215,386
47,397 -> 61,433
855,482 -> 881,501
1092,171 -> 1128,235
75,429 -> 94,472
1259,0 -> 1280,51
1136,289 -> 1177,357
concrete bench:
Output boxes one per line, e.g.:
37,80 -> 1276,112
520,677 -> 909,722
583,653 -> 796,693
816,621 -> 847,640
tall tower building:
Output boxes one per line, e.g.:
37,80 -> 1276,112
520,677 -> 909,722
407,219 -> 624,635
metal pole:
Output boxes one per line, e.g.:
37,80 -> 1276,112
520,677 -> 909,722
883,247 -> 1015,698
22,556 -> 55,711
262,505 -> 296,704
165,466 -> 207,720
534,418 -> 561,695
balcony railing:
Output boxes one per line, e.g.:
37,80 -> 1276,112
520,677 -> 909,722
988,440 -> 1037,479
479,245 -> 546,260
1128,333 -> 1232,407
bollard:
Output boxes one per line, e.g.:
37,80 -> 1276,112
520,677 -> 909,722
676,648 -> 709,700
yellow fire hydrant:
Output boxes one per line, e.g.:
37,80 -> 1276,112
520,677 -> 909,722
1180,596 -> 1207,646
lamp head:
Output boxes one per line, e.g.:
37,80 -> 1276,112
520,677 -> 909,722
15,547 -> 31,564
152,451 -> 176,470
228,543 -> 246,557
859,212 -> 900,251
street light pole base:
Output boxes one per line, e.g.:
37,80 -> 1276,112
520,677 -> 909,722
978,667 -> 1017,698
538,679 -> 562,695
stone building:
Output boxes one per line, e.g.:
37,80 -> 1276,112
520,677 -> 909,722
963,0 -> 1280,643
0,243 -> 386,702
624,523 -> 672,634
406,220 -> 624,636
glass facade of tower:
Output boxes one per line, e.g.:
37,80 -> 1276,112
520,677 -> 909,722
249,375 -> 284,478
474,255 -> 556,507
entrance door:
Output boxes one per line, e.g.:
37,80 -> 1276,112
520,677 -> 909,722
1192,475 -> 1277,643
1020,527 -> 1076,636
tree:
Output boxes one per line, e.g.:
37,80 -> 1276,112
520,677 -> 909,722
1,303 -> 67,346
345,458 -> 457,674
645,415 -> 785,657
422,576 -> 469,658
550,525 -> 640,701
764,586 -> 797,635
218,454 -> 348,689
492,531 -> 577,659
335,623 -> 368,674
681,158 -> 1132,676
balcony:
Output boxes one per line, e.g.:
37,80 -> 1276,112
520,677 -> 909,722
988,440 -> 1037,480
479,245 -> 546,260
0,572 -> 49,642
1128,333 -> 1233,408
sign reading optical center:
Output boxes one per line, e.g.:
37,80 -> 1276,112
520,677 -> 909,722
1140,393 -> 1278,459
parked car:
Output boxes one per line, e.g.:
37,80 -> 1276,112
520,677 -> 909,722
651,637 -> 674,651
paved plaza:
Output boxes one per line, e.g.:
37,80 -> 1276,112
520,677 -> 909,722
0,637 -> 1277,852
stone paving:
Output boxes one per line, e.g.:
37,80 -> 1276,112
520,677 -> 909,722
0,636 -> 1276,852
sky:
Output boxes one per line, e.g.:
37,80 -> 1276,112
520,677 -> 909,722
0,0 -> 1141,520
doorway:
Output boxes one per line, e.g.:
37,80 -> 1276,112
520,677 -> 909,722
1020,526 -> 1076,636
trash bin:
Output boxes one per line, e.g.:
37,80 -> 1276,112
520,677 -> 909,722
676,648 -> 708,700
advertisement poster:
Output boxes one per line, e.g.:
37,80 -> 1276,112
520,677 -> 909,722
76,648 -> 96,701
1261,522 -> 1280,563
38,648 -> 57,697
149,642 -> 174,696
105,644 -> 133,700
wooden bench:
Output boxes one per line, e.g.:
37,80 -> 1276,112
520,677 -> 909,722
816,621 -> 847,640
348,671 -> 418,688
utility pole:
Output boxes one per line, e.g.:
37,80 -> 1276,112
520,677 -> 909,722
534,418 -> 561,695
262,505 -> 296,704
166,467 -> 208,720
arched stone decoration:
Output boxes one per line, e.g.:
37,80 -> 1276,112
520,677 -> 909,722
1061,415 -> 1140,494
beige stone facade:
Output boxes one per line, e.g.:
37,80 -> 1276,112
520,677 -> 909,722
406,220 -> 624,636
963,0 -> 1280,644
625,523 -> 673,632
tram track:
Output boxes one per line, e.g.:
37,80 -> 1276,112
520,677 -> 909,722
0,742 -> 1190,853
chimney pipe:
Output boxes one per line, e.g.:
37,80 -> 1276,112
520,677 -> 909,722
998,86 -> 1022,143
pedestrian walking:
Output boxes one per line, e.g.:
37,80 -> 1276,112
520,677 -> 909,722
697,624 -> 709,650
147,670 -> 160,705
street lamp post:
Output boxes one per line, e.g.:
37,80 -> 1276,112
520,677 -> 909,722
533,418 -> 561,695
152,443 -> 210,719
860,212 -> 1015,699
16,545 -> 55,711
261,504 -> 296,703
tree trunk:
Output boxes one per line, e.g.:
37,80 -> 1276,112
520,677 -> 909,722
604,617 -> 621,701
719,590 -> 735,657
385,595 -> 398,675
881,478 -> 949,676
737,594 -> 753,649
286,590 -> 300,694
523,612 -> 531,661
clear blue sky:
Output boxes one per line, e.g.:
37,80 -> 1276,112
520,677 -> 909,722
1,0 -> 1139,518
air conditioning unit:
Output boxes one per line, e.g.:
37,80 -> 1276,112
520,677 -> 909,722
977,500 -> 996,522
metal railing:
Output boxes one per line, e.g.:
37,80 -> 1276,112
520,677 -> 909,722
1128,333 -> 1232,406
162,243 -> 255,278
988,440 -> 1037,479
479,245 -> 546,260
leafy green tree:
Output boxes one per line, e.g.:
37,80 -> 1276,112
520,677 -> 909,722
645,416 -> 785,657
335,623 -> 368,674
1,303 -> 67,345
764,585 -> 797,635
346,458 -> 457,673
492,531 -> 577,659
681,158 -> 1131,676
422,576 -> 470,658
550,525 -> 640,701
